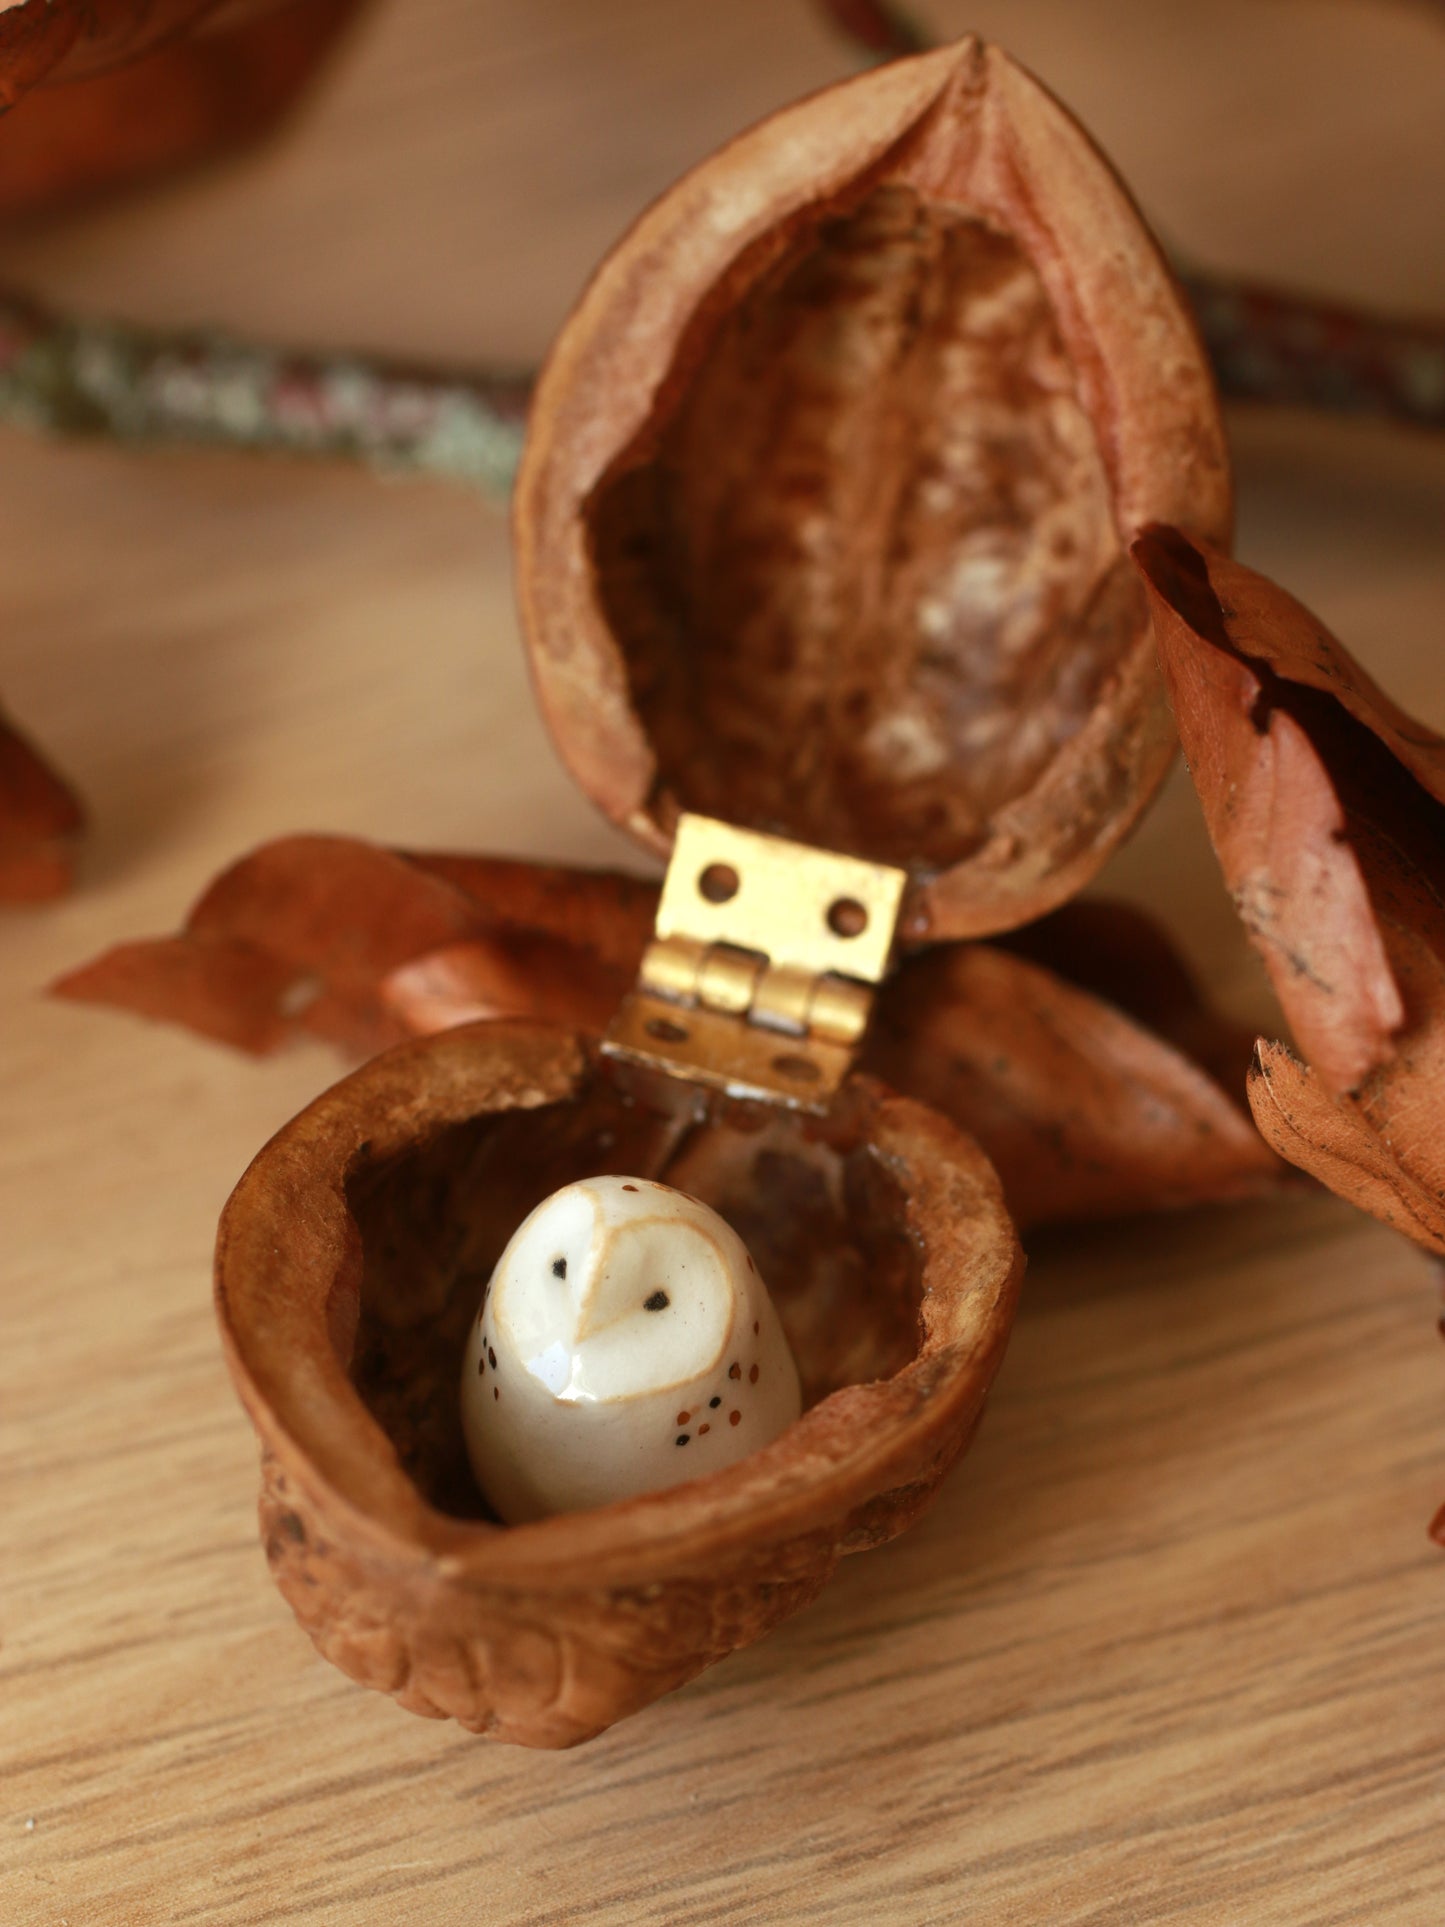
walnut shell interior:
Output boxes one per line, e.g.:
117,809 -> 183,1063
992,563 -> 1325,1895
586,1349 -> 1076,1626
516,39 -> 1232,941
589,188 -> 1138,874
217,1021 -> 1021,1746
345,1083 -> 925,1523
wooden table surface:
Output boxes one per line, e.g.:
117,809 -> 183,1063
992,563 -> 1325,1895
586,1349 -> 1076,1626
3,3 -> 1444,1921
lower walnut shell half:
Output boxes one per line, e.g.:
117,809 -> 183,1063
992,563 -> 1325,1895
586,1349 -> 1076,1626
219,1021 -> 1021,1746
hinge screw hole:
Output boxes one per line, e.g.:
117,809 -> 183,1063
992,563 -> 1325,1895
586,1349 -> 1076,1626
646,1017 -> 690,1044
771,1053 -> 821,1084
827,897 -> 868,938
698,863 -> 740,904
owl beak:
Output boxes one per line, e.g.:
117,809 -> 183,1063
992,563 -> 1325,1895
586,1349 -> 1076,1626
568,1254 -> 607,1344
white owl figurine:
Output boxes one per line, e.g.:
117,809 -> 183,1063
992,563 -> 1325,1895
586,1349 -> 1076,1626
460,1176 -> 802,1523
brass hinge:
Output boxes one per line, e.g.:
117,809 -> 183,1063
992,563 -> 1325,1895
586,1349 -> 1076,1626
603,813 -> 907,1111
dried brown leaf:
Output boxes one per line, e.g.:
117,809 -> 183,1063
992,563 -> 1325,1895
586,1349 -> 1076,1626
865,942 -> 1281,1227
62,830 -> 1281,1228
0,709 -> 83,903
1135,525 -> 1445,1254
0,0 -> 365,221
1000,895 -> 1258,1098
1248,1041 -> 1445,1254
55,834 -> 654,1059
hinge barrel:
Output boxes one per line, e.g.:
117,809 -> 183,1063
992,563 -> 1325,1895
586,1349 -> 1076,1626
602,814 -> 906,1110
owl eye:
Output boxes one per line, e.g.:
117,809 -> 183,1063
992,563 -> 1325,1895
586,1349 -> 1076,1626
551,1257 -> 567,1279
643,1290 -> 670,1312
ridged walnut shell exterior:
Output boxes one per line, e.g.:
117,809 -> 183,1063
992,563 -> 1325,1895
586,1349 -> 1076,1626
216,1021 -> 1021,1746
516,37 -> 1231,942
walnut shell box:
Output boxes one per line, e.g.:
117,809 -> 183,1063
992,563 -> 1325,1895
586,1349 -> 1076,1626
216,40 -> 1232,1747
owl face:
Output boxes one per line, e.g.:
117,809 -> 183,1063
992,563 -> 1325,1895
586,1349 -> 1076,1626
494,1178 -> 735,1403
461,1176 -> 803,1523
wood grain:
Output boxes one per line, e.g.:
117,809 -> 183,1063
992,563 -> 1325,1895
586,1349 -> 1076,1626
2,1 -> 1444,1920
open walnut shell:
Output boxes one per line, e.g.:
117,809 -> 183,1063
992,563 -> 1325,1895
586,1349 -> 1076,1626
516,36 -> 1231,941
68,43 -> 1255,1740
219,1021 -> 1021,1745
0,0 -> 366,221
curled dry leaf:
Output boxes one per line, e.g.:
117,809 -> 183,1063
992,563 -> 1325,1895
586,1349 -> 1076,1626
395,884 -> 1279,1227
0,0 -> 366,221
0,709 -> 84,902
58,830 -> 1276,1226
53,835 -> 658,1057
1134,525 -> 1445,1256
999,895 -> 1260,1098
865,935 -> 1279,1226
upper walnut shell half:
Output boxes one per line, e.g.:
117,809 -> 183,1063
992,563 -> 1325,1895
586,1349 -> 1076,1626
516,37 -> 1231,942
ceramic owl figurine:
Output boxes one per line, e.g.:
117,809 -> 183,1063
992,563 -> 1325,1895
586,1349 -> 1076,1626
461,1176 -> 802,1523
